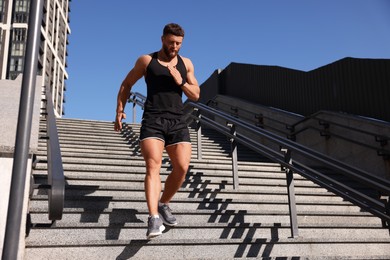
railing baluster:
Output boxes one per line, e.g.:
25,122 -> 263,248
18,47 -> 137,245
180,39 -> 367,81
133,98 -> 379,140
385,196 -> 390,228
227,123 -> 239,190
194,108 -> 202,160
131,94 -> 136,123
282,148 -> 299,238
45,88 -> 65,221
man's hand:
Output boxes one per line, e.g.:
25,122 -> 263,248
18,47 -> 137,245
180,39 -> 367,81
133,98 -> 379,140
114,112 -> 126,132
167,64 -> 183,86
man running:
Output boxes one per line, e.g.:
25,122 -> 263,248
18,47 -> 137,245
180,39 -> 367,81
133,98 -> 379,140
114,23 -> 200,239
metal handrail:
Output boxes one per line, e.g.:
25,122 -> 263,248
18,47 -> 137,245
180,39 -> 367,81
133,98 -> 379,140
192,102 -> 390,226
190,102 -> 390,194
44,87 -> 65,221
289,111 -> 390,155
2,0 -> 44,258
209,97 -> 300,137
202,99 -> 390,188
128,92 -> 145,123
130,91 -> 146,105
212,97 -> 390,157
129,91 -> 390,236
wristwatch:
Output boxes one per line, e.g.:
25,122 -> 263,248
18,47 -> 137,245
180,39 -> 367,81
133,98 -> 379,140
180,78 -> 186,87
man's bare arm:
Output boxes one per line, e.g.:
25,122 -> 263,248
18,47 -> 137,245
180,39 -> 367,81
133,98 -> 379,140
181,58 -> 200,101
114,55 -> 150,131
167,57 -> 200,101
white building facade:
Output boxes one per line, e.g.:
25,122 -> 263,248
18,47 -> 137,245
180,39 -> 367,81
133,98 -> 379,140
0,0 -> 70,117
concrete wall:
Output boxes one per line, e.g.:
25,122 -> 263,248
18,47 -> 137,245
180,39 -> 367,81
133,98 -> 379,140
0,75 -> 42,258
209,95 -> 390,181
293,111 -> 390,180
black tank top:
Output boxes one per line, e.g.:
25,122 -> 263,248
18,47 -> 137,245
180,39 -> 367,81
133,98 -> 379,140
143,52 -> 187,119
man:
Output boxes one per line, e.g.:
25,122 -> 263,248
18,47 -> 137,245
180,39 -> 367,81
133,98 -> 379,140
114,23 -> 200,239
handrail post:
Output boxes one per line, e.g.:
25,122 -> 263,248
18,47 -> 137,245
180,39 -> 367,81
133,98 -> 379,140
227,123 -> 239,189
385,196 -> 390,228
131,94 -> 136,123
281,148 -> 299,238
2,0 -> 44,259
194,108 -> 202,160
45,87 -> 65,221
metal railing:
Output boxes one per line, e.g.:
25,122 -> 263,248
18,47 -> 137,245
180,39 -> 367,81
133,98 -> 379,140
43,87 -> 65,221
2,0 -> 44,258
208,99 -> 390,187
128,91 -> 390,238
289,111 -> 390,157
207,98 -> 301,138
212,97 -> 390,159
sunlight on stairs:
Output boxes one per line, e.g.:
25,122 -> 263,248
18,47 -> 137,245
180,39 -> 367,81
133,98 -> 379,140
25,118 -> 390,259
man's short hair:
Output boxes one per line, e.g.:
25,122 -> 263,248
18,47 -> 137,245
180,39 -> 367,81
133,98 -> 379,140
163,23 -> 185,37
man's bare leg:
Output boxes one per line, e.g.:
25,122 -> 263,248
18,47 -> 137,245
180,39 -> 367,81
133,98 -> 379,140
140,138 -> 165,216
160,142 -> 192,204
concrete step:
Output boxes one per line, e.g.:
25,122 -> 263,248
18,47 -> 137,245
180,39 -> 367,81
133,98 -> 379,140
34,156 -> 280,170
38,150 -> 234,161
31,185 -> 347,203
29,208 -> 383,226
33,172 -> 320,191
33,178 -> 331,194
26,222 -> 390,243
47,141 -> 254,156
29,195 -> 362,214
32,166 -> 341,194
34,148 -> 251,161
24,238 -> 390,260
33,170 -> 328,191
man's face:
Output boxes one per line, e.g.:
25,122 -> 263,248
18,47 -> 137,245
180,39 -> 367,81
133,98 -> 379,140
162,34 -> 183,59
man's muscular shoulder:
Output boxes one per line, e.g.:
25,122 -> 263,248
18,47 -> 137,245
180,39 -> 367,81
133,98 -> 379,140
136,54 -> 153,68
131,54 -> 152,76
180,56 -> 194,72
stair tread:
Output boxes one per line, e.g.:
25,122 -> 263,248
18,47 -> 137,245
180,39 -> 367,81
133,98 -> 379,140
25,237 -> 390,247
27,118 -> 390,259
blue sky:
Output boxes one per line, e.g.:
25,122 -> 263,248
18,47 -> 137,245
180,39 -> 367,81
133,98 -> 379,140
65,0 -> 390,123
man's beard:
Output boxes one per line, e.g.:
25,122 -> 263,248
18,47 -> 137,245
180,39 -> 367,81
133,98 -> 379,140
163,45 -> 179,60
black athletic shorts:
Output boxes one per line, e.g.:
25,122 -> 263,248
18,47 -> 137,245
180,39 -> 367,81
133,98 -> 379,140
139,116 -> 191,147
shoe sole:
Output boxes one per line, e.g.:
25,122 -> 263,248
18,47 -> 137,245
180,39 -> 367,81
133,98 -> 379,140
158,211 -> 178,227
160,218 -> 178,227
146,224 -> 165,239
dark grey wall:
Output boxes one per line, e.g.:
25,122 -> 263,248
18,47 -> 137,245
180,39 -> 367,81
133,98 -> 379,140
198,69 -> 221,104
200,57 -> 390,123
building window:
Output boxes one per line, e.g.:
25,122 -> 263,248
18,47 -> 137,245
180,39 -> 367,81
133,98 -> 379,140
11,42 -> 25,56
12,28 -> 27,41
0,0 -> 4,23
9,57 -> 23,79
10,57 -> 24,72
0,29 -> 2,53
7,28 -> 27,79
13,0 -> 30,23
15,0 -> 29,12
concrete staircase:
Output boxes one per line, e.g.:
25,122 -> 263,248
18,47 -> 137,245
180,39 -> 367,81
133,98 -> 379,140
25,118 -> 390,259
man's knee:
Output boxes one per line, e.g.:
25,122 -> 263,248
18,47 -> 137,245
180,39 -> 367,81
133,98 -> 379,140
172,162 -> 189,176
144,158 -> 162,173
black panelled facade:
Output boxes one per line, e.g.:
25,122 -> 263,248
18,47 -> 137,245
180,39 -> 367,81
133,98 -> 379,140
200,57 -> 390,123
